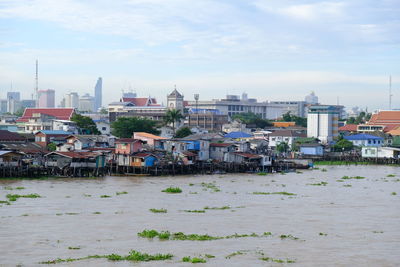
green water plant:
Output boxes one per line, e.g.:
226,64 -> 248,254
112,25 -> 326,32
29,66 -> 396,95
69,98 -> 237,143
279,234 -> 299,240
40,250 -> 173,264
260,257 -> 296,263
100,195 -> 111,198
116,191 -> 128,195
149,208 -> 167,213
162,187 -> 182,193
308,182 -> 328,186
203,206 -> 230,210
182,256 -> 206,263
6,193 -> 41,202
183,210 -> 205,213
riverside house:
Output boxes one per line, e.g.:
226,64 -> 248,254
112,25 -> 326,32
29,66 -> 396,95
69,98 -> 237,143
114,138 -> 143,167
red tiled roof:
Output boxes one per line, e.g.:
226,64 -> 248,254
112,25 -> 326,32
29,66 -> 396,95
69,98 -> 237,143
233,152 -> 262,159
339,124 -> 358,132
383,124 -> 400,132
121,97 -> 160,107
368,111 -> 400,125
0,130 -> 25,142
210,143 -> 235,147
17,108 -> 75,122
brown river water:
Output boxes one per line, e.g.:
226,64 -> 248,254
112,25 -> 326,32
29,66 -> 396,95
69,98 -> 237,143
0,165 -> 399,266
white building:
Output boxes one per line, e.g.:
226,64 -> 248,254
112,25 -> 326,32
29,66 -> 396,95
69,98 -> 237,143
167,89 -> 184,112
362,147 -> 400,159
268,130 -> 306,148
305,91 -> 318,105
307,105 -> 340,144
79,94 -> 95,112
65,92 -> 79,109
94,120 -> 110,135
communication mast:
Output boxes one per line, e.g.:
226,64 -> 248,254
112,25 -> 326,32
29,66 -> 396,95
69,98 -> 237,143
35,59 -> 39,107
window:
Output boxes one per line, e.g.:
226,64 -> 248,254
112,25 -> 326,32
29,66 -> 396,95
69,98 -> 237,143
102,127 -> 107,130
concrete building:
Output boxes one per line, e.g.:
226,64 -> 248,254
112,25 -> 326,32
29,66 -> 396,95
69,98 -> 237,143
94,77 -> 102,111
307,105 -> 340,144
65,92 -> 79,109
21,100 -> 36,109
38,89 -> 55,108
186,108 -> 228,131
185,93 -> 306,120
305,91 -> 318,105
0,100 -> 7,113
167,88 -> 184,112
344,134 -> 384,147
79,93 -> 95,112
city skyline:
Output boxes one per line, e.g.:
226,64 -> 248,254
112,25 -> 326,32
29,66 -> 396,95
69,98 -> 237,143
0,0 -> 399,110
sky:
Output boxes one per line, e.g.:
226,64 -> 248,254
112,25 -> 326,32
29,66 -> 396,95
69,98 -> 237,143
0,0 -> 399,111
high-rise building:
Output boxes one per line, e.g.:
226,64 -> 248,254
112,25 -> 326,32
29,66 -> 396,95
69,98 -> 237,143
94,77 -> 102,111
65,92 -> 79,108
307,105 -> 341,144
305,91 -> 318,105
21,100 -> 36,108
38,89 -> 55,108
0,99 -> 7,113
7,92 -> 20,102
79,93 -> 95,112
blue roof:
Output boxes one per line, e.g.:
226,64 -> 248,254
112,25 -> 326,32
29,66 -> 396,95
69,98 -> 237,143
344,134 -> 383,141
224,131 -> 252,138
38,130 -> 72,135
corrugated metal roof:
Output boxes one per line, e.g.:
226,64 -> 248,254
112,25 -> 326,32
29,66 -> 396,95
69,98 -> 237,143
344,134 -> 383,141
224,131 -> 252,138
37,130 -> 72,135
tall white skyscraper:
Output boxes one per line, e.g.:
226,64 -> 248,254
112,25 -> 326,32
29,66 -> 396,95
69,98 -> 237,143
94,77 -> 102,111
65,92 -> 79,108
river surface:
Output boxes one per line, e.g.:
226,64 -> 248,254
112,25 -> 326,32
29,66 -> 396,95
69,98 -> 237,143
0,165 -> 399,266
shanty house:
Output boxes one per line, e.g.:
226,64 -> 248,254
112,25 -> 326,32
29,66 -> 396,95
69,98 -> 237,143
131,153 -> 158,167
45,151 -> 106,168
209,143 -> 236,162
133,132 -> 167,150
0,151 -> 24,167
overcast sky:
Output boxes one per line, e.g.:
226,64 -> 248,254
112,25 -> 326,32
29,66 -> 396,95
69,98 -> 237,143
0,0 -> 399,111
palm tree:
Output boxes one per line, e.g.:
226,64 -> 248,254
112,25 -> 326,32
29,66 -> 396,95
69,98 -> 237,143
164,109 -> 184,135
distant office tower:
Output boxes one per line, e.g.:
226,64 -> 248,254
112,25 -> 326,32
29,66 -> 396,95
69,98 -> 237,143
21,100 -> 36,109
7,92 -> 21,114
94,77 -> 102,111
7,92 -> 20,102
65,92 -> 79,108
79,93 -> 95,112
38,89 -> 55,108
305,91 -> 318,105
0,99 -> 7,113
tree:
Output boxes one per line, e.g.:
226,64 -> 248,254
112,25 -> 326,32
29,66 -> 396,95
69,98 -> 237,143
280,111 -> 307,127
100,108 -> 108,114
14,107 -> 25,117
111,117 -> 160,138
47,143 -> 56,151
232,112 -> 272,128
333,139 -> 353,152
164,109 -> 183,134
346,112 -> 372,124
71,113 -> 101,135
276,142 -> 289,153
175,127 -> 192,138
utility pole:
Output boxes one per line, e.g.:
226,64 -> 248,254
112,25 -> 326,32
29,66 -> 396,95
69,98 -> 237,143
35,59 -> 39,107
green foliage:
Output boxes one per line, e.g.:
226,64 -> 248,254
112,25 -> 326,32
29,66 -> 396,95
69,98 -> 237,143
182,256 -> 206,263
280,111 -> 307,127
13,107 -> 25,117
346,112 -> 371,124
71,113 -> 100,135
40,250 -> 173,264
183,210 -> 206,213
111,117 -> 160,138
174,126 -> 192,138
232,112 -> 272,128
203,206 -> 230,210
276,142 -> 289,153
164,109 -> 184,133
47,143 -> 57,151
6,193 -> 41,201
99,108 -> 108,114
162,187 -> 182,193
149,208 -> 167,213
260,257 -> 296,263
116,191 -> 128,195
333,139 -> 354,151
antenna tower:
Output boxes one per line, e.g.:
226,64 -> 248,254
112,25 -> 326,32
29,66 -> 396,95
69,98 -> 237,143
389,75 -> 393,110
35,59 -> 39,107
